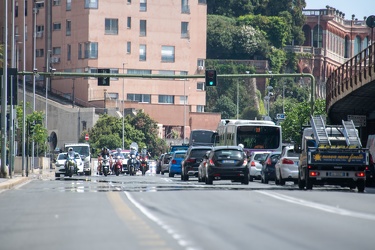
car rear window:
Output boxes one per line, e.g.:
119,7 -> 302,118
174,153 -> 186,159
254,153 -> 268,161
214,150 -> 243,160
190,149 -> 211,158
286,149 -> 299,158
58,154 -> 66,160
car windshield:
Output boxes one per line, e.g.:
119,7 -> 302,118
214,150 -> 243,160
174,153 -> 186,159
58,154 -> 67,160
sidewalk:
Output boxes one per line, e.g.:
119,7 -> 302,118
0,169 -> 55,190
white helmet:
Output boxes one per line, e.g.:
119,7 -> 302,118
238,144 -> 244,149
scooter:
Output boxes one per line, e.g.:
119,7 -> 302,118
114,155 -> 122,176
140,156 -> 149,176
128,154 -> 138,176
65,155 -> 76,177
102,155 -> 110,176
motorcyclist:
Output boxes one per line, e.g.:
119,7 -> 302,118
128,146 -> 140,173
65,147 -> 77,169
97,147 -> 110,175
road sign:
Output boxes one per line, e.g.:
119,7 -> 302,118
276,113 -> 285,120
85,133 -> 89,141
366,15 -> 375,28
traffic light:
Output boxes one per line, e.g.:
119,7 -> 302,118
205,69 -> 217,86
98,69 -> 110,86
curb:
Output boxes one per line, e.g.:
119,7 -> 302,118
0,177 -> 29,190
0,169 -> 55,190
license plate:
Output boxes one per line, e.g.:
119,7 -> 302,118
327,172 -> 347,177
222,160 -> 235,164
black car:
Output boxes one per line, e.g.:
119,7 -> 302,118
261,151 -> 281,184
181,145 -> 212,181
156,154 -> 165,174
200,146 -> 249,185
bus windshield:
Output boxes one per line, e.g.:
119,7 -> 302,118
237,126 -> 280,150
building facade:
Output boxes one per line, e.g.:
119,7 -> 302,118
1,0 -> 220,141
286,6 -> 373,98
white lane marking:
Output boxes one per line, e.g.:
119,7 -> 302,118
256,190 -> 375,221
124,191 -> 201,250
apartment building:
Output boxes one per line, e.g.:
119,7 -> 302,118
286,6 -> 373,98
1,0 -> 220,141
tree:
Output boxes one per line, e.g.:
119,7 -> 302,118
212,95 -> 237,119
280,99 -> 326,144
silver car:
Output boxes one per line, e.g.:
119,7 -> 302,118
275,145 -> 300,185
248,151 -> 270,182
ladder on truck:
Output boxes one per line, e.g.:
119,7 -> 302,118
310,115 -> 331,147
342,120 -> 362,148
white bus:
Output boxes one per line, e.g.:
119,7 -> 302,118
217,119 -> 282,155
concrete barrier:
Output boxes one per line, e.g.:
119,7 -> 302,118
14,156 -> 51,174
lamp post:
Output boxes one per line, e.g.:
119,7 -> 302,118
122,63 -> 125,149
264,86 -> 273,119
236,81 -> 239,119
351,14 -> 355,57
183,78 -> 187,144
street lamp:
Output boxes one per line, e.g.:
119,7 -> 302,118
122,63 -> 125,150
264,86 -> 273,119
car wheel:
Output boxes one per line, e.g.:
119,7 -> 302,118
169,172 -> 174,178
298,172 -> 305,190
161,171 -> 164,175
55,173 -> 60,178
279,171 -> 285,185
206,175 -> 213,185
242,174 -> 249,185
249,175 -> 254,182
357,180 -> 365,193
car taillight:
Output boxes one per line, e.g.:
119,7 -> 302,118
250,161 -> 256,167
266,158 -> 271,165
366,166 -> 369,170
172,160 -> 176,164
282,158 -> 294,165
243,159 -> 247,166
356,172 -> 365,177
309,171 -> 320,177
209,159 -> 214,165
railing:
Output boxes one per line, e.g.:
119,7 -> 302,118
326,42 -> 375,110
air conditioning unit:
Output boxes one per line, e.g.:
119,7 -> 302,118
198,66 -> 204,71
51,57 -> 60,63
36,31 -> 43,38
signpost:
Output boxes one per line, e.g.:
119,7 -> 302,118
85,133 -> 89,141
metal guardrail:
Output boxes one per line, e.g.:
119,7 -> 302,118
326,42 -> 375,111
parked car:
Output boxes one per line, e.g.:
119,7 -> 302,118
54,152 -> 83,177
275,145 -> 300,185
248,151 -> 270,182
261,152 -> 281,184
156,154 -> 165,174
168,150 -> 187,177
181,146 -> 212,181
160,153 -> 171,175
200,146 -> 249,185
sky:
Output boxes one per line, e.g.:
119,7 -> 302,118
305,0 -> 374,20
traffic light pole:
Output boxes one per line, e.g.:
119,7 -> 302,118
17,71 -> 316,114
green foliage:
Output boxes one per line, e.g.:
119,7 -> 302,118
268,47 -> 287,74
280,99 -> 326,144
212,95 -> 237,119
85,112 -> 167,158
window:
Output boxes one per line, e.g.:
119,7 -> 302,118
140,0 -> 147,11
181,0 -> 190,13
127,42 -> 131,54
197,105 -> 204,112
36,49 -> 44,57
127,69 -> 151,74
85,0 -> 98,9
36,25 -> 44,38
127,17 -> 131,28
67,44 -> 71,61
110,68 -> 119,80
197,59 -> 205,67
140,20 -> 146,36
180,96 -> 188,104
53,22 -> 61,30
66,20 -> 71,36
161,46 -> 175,62
105,18 -> 118,35
181,22 -> 189,38
84,42 -> 98,59
78,43 -> 83,59
35,1 -> 44,8
197,82 -> 204,90
159,95 -> 174,104
52,47 -> 61,55
127,94 -> 151,103
53,0 -> 61,6
66,0 -> 71,11
198,0 -> 206,4
139,44 -> 146,61
127,0 -> 131,3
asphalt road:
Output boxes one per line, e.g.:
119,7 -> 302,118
0,173 -> 374,250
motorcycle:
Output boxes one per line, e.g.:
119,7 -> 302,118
114,155 -> 122,176
102,155 -> 110,176
65,155 -> 76,177
128,154 -> 138,176
140,155 -> 149,176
